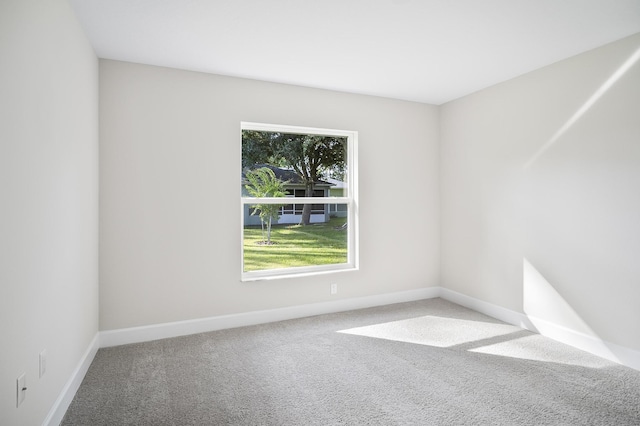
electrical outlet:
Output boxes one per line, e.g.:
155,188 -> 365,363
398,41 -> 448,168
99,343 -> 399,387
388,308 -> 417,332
39,350 -> 47,378
16,373 -> 26,407
330,283 -> 338,295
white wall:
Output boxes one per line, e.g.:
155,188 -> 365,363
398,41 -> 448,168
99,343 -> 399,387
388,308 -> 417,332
99,60 -> 440,330
440,33 -> 640,353
0,0 -> 99,424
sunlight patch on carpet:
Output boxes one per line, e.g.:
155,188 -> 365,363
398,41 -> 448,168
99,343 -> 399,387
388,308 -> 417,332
338,315 -> 519,348
469,334 -> 612,368
338,315 -> 613,368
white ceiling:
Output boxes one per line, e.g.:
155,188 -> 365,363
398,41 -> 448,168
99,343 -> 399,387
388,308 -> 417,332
69,0 -> 640,105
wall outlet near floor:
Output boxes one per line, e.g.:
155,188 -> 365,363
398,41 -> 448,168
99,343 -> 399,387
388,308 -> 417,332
39,350 -> 47,378
16,373 -> 26,407
330,283 -> 338,295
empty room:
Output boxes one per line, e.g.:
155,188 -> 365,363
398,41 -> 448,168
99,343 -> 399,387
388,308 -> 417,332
2,0 -> 640,424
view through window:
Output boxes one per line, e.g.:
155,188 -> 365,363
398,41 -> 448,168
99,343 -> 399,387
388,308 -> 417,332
241,123 -> 358,280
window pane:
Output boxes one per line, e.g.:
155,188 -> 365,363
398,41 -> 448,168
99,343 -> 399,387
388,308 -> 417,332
241,131 -> 348,201
243,204 -> 349,273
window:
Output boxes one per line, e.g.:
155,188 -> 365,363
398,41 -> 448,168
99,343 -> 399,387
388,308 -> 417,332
280,189 -> 326,215
241,122 -> 358,280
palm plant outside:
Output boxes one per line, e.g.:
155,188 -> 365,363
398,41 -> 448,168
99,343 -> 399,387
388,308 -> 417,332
244,167 -> 287,244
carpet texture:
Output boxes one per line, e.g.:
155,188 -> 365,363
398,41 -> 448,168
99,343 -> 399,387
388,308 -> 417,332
62,298 -> 640,425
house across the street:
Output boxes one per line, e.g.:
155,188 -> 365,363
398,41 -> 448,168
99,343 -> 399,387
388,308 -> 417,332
242,165 -> 342,225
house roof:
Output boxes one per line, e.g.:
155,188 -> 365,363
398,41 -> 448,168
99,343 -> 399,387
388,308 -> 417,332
325,177 -> 346,190
243,164 -> 333,188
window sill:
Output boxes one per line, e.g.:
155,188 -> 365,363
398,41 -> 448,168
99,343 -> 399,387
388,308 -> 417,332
241,264 -> 358,282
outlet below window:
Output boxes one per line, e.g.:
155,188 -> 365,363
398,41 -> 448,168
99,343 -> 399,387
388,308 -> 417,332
16,373 -> 26,407
39,350 -> 47,378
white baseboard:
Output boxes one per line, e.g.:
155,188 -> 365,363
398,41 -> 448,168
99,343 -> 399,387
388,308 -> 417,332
100,287 -> 440,348
96,284 -> 640,370
438,288 -> 537,331
438,288 -> 640,372
43,333 -> 100,426
99,286 -> 640,371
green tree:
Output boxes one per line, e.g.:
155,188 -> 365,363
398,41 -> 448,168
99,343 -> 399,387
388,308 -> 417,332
244,167 -> 287,244
242,131 -> 346,225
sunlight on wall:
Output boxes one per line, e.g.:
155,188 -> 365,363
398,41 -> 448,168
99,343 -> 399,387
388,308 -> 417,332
522,258 -> 618,364
523,46 -> 640,170
523,259 -> 591,335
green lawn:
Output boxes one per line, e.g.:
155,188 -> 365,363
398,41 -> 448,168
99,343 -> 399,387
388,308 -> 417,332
243,217 -> 347,272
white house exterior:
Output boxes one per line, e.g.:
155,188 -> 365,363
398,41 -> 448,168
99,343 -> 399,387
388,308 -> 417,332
242,165 -> 336,226
326,177 -> 348,218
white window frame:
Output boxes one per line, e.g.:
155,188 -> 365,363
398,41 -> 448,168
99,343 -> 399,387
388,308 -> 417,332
241,122 -> 359,281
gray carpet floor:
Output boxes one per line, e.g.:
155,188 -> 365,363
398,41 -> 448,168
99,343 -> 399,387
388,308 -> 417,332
62,298 -> 640,425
